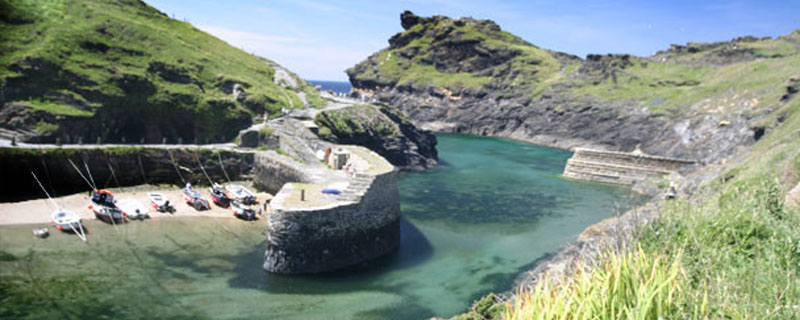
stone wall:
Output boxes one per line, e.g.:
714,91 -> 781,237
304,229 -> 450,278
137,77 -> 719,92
252,152 -> 312,194
563,148 -> 696,185
263,147 -> 401,274
0,146 -> 253,201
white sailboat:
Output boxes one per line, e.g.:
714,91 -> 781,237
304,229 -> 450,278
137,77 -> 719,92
31,172 -> 87,242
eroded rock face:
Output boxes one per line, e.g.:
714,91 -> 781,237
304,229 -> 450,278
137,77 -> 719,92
346,12 -> 785,164
314,104 -> 437,171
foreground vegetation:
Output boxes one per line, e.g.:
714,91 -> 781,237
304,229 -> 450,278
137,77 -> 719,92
504,177 -> 798,319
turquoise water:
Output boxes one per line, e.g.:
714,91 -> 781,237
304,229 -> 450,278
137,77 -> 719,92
0,134 -> 641,319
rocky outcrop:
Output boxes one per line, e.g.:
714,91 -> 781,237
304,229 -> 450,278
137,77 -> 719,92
347,12 -> 791,165
314,104 -> 437,171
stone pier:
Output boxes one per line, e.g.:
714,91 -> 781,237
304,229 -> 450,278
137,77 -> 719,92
260,146 -> 401,274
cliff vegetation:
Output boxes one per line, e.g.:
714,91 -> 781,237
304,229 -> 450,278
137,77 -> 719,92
0,0 -> 323,143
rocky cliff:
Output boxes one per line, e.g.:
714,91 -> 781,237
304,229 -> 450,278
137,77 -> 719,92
314,104 -> 438,171
0,0 -> 323,144
348,11 -> 800,164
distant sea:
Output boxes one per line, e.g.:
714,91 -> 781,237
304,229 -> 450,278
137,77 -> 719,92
307,80 -> 352,94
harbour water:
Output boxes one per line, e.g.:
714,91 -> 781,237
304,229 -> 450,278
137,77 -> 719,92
0,134 -> 642,319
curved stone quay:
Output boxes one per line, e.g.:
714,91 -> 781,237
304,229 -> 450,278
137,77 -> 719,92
260,145 -> 401,274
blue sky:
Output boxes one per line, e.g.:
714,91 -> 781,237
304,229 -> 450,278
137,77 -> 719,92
145,0 -> 800,81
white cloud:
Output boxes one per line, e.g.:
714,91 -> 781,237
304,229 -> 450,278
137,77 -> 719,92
197,25 -> 372,80
198,25 -> 309,44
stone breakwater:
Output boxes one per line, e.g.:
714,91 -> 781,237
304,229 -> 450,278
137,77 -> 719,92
262,146 -> 401,274
563,148 -> 696,185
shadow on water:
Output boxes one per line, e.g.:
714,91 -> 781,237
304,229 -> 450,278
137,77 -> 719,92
225,217 -> 434,295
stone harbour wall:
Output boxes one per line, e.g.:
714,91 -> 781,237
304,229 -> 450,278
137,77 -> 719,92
0,146 -> 253,201
563,148 -> 696,185
252,152 -> 311,194
263,149 -> 401,274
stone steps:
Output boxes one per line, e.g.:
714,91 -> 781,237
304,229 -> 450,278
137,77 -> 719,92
562,149 -> 695,185
563,164 -> 638,185
337,175 -> 374,202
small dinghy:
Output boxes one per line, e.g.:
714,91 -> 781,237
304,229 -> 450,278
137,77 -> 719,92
117,198 -> 149,220
225,184 -> 257,205
147,192 -> 174,213
230,200 -> 257,220
90,204 -> 125,224
209,183 -> 231,207
52,209 -> 87,241
182,183 -> 209,211
33,227 -> 49,238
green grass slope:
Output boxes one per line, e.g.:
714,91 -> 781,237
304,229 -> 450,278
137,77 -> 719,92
349,12 -> 800,121
0,0 -> 322,143
346,11 -> 566,94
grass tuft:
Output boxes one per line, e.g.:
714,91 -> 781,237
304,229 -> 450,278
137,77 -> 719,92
505,247 -> 693,320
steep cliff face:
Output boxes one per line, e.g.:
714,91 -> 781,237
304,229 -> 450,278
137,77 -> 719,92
0,0 -> 323,144
349,11 -> 800,163
314,104 -> 438,171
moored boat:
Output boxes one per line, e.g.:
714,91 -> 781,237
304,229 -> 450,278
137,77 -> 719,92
117,198 -> 149,220
225,184 -> 257,205
209,183 -> 231,207
182,183 -> 210,211
33,227 -> 49,238
230,200 -> 257,220
31,171 -> 87,242
90,189 -> 116,207
52,209 -> 84,231
90,204 -> 126,224
147,192 -> 174,213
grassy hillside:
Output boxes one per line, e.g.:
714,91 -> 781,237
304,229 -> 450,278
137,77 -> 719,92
347,11 -> 564,94
0,0 -> 323,143
349,12 -> 800,121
